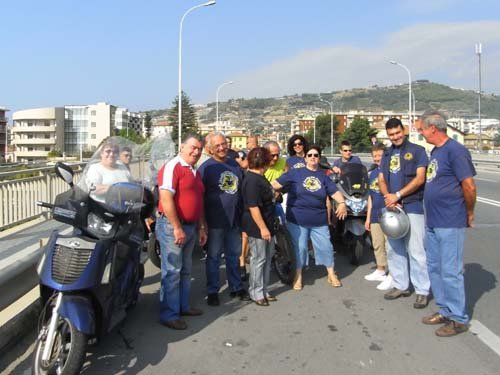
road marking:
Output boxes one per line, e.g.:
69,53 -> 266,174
477,196 -> 500,207
470,319 -> 500,357
475,177 -> 497,183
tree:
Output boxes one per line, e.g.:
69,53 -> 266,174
305,114 -> 339,152
168,91 -> 199,147
117,128 -> 146,144
339,117 -> 377,152
144,113 -> 152,139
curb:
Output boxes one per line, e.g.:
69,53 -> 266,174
0,299 -> 42,352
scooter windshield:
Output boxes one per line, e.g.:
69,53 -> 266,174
78,136 -> 144,208
339,163 -> 369,197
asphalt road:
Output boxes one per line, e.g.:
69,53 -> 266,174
2,168 -> 500,375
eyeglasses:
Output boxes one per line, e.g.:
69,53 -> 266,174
293,142 -> 303,147
270,153 -> 279,158
306,153 -> 319,158
341,149 -> 352,152
103,149 -> 118,154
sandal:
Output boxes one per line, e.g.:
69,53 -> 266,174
254,299 -> 269,306
327,273 -> 342,287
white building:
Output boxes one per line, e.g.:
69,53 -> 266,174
12,102 -> 142,162
0,107 -> 8,161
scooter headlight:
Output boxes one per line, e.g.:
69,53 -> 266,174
87,213 -> 114,236
345,198 -> 367,214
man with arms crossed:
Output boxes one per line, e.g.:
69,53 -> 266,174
417,110 -> 476,337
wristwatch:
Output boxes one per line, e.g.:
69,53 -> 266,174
396,191 -> 401,200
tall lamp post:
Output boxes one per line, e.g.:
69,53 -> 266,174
216,80 -> 233,132
178,0 -> 216,149
320,98 -> 334,155
475,43 -> 482,151
390,60 -> 412,140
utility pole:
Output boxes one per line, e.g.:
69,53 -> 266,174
475,43 -> 482,152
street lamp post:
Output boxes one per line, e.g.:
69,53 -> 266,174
216,80 -> 233,132
178,0 -> 216,149
390,60 -> 412,140
475,43 -> 482,152
320,99 -> 334,155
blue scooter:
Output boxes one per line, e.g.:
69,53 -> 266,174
32,162 -> 154,375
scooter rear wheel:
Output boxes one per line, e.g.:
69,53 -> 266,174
147,231 -> 161,269
272,224 -> 296,285
32,317 -> 88,375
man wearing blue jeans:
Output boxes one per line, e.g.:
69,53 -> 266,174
379,118 -> 431,309
417,110 -> 476,337
198,133 -> 249,306
157,135 -> 207,330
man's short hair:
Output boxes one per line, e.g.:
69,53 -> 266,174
420,110 -> 448,132
340,140 -> 351,148
385,117 -> 403,130
371,143 -> 385,153
263,140 -> 280,151
182,133 -> 203,146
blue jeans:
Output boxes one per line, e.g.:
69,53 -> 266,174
206,227 -> 243,294
286,222 -> 334,269
387,213 -> 430,295
157,215 -> 197,322
425,227 -> 469,324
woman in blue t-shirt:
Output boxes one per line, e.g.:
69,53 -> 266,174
285,134 -> 308,170
272,145 -> 347,290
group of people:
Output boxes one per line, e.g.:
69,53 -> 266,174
363,110 -> 476,337
156,109 -> 477,338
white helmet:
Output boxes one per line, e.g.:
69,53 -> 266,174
378,206 -> 410,239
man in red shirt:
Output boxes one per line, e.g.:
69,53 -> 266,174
157,134 -> 208,330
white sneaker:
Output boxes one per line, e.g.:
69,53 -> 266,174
364,269 -> 387,281
377,274 -> 393,290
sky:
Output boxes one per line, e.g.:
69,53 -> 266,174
2,0 -> 500,116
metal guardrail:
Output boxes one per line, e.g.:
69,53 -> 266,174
0,163 -> 85,231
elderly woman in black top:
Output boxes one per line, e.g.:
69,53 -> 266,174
241,147 -> 276,306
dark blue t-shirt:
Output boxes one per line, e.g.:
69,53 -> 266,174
333,155 -> 362,168
198,157 -> 242,229
277,168 -> 338,227
379,145 -> 428,214
368,167 -> 384,223
286,155 -> 306,169
424,139 -> 476,228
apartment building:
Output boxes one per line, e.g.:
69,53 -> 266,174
0,107 -> 8,161
12,107 -> 65,162
12,102 -> 141,162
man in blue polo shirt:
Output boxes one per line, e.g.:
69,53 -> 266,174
416,110 -> 476,337
379,118 -> 430,309
198,133 -> 249,306
331,140 -> 362,174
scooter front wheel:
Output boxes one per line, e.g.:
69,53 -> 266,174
32,317 -> 88,375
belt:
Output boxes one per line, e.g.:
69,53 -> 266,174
158,212 -> 195,225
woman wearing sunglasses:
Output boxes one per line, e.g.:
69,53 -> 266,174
286,135 -> 308,170
271,145 -> 347,290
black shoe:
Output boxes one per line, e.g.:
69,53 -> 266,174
207,293 -> 220,306
161,319 -> 187,330
230,289 -> 250,301
413,294 -> 429,309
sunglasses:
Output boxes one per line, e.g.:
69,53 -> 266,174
307,153 -> 319,158
342,149 -> 352,152
103,149 -> 118,154
121,153 -> 132,158
293,142 -> 303,146
270,153 -> 280,158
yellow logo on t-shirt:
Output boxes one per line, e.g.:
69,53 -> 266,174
390,154 -> 400,174
370,178 -> 380,192
426,159 -> 438,182
404,152 -> 413,160
218,171 -> 238,194
303,176 -> 321,192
